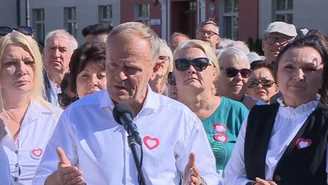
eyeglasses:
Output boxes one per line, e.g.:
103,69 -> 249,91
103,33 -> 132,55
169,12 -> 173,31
247,79 -> 275,89
58,93 -> 79,107
197,30 -> 219,37
264,37 -> 291,45
168,72 -> 176,85
220,67 -> 252,78
175,57 -> 211,72
0,26 -> 34,36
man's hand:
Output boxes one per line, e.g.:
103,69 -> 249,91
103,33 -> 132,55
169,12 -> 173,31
55,147 -> 85,185
183,153 -> 204,185
254,177 -> 277,185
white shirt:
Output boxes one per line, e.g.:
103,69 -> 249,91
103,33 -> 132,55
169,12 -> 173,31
33,89 -> 222,185
1,100 -> 62,185
224,96 -> 324,184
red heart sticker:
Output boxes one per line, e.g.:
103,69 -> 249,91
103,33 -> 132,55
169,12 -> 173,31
296,138 -> 312,149
213,123 -> 226,133
214,133 -> 228,143
143,136 -> 160,150
31,148 -> 43,159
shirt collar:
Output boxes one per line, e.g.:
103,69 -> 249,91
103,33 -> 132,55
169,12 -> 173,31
99,86 -> 159,117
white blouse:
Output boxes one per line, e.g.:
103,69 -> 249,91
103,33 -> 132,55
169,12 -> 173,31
224,96 -> 324,185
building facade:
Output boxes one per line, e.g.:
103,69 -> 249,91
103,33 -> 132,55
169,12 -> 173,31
0,0 -> 328,44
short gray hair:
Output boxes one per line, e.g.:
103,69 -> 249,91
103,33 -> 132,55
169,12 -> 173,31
196,20 -> 220,35
107,22 -> 161,62
44,29 -> 78,52
217,47 -> 250,68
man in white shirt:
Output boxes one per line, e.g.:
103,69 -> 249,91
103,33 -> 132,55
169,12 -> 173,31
33,22 -> 222,185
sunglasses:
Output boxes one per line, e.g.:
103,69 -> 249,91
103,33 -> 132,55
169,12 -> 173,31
175,57 -> 211,72
220,67 -> 252,78
168,72 -> 176,86
0,26 -> 34,36
58,93 -> 79,107
247,79 -> 275,89
264,37 -> 291,45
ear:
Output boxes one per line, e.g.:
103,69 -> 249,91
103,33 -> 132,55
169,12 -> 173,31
274,83 -> 279,93
262,39 -> 265,51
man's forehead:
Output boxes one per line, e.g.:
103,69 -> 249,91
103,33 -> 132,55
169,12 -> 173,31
48,35 -> 70,45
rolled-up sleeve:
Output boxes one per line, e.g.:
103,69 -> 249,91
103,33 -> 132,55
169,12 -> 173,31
224,117 -> 251,185
32,112 -> 78,185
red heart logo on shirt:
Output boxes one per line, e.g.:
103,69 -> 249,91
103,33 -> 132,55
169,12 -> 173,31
213,123 -> 226,133
143,136 -> 160,150
214,133 -> 228,143
31,148 -> 43,157
296,138 -> 312,149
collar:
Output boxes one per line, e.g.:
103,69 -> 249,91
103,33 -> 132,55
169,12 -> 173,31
99,86 -> 159,117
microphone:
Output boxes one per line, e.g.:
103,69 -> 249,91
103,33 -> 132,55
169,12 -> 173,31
113,103 -> 142,145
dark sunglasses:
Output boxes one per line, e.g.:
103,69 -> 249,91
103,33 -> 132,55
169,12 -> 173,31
220,67 -> 252,78
175,57 -> 211,72
247,79 -> 275,89
58,93 -> 79,107
0,26 -> 34,36
168,72 -> 176,86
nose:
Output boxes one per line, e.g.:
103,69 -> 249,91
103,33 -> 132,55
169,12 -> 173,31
294,69 -> 305,81
256,83 -> 263,89
115,70 -> 128,81
16,61 -> 28,76
234,72 -> 243,81
53,48 -> 61,58
88,74 -> 99,87
187,64 -> 197,74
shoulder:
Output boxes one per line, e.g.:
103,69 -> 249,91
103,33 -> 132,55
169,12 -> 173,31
67,90 -> 104,110
221,96 -> 248,113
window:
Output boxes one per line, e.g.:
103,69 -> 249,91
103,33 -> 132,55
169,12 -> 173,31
32,9 -> 45,44
134,4 -> 150,26
274,0 -> 293,23
99,5 -> 113,25
223,0 -> 239,40
64,7 -> 77,37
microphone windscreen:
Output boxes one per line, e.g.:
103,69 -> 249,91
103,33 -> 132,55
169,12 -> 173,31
112,103 -> 134,125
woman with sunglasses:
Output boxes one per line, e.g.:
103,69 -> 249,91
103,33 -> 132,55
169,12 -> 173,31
246,61 -> 279,104
216,47 -> 265,109
0,31 -> 62,184
225,35 -> 328,185
173,40 -> 248,177
69,41 -> 107,99
57,72 -> 78,109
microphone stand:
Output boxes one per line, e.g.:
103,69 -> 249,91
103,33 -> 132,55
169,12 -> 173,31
128,136 -> 146,185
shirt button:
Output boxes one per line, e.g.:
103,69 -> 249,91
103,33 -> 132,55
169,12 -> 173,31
14,177 -> 18,181
15,163 -> 19,167
127,177 -> 131,181
15,150 -> 18,154
274,175 -> 281,182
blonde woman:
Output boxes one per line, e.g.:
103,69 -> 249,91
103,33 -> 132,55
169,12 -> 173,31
173,40 -> 248,177
0,31 -> 62,184
149,39 -> 174,94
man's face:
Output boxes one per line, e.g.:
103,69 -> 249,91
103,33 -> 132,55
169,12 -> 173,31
106,34 -> 155,105
169,36 -> 189,51
43,35 -> 72,74
196,24 -> 220,49
262,33 -> 292,64
85,33 -> 108,43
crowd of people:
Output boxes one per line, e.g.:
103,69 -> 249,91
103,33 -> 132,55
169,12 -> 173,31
0,19 -> 328,185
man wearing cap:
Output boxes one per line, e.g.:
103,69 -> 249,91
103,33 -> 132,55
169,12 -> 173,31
262,21 -> 297,64
196,21 -> 220,50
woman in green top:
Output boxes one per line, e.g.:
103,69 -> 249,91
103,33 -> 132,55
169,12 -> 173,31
173,40 -> 248,177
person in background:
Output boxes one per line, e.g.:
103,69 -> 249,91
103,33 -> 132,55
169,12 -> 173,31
69,42 -> 107,99
247,52 -> 262,63
149,39 -> 173,95
174,39 -> 248,177
168,32 -> 190,51
262,21 -> 297,65
33,21 -> 222,185
43,29 -> 78,106
82,23 -> 113,43
225,35 -> 328,185
246,60 -> 278,104
216,47 -> 263,109
167,72 -> 178,100
0,31 -> 62,184
196,20 -> 220,50
57,73 -> 78,109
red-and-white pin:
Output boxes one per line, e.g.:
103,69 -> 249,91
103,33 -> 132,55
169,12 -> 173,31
214,133 -> 228,143
213,123 -> 226,133
296,138 -> 312,149
143,136 -> 160,150
30,148 -> 43,159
